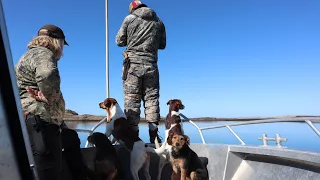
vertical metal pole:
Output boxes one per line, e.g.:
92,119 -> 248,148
105,0 -> 110,98
104,0 -> 110,137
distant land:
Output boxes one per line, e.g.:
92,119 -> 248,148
63,109 -> 320,122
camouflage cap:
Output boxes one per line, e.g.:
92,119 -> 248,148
38,24 -> 69,46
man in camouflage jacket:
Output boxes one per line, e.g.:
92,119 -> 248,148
116,1 -> 166,143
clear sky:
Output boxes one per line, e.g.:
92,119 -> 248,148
3,0 -> 320,118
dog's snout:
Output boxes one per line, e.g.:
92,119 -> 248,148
175,142 -> 180,146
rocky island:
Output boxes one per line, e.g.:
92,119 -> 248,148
63,109 -> 320,122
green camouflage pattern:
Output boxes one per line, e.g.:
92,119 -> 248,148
116,7 -> 166,64
116,6 -> 166,129
123,63 -> 160,128
14,46 -> 65,124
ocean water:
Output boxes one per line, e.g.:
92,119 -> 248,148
66,121 -> 320,153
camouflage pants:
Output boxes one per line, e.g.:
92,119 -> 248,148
123,63 -> 160,130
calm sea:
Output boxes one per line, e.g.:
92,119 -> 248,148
66,121 -> 320,153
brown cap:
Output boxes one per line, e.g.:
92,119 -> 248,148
38,24 -> 69,46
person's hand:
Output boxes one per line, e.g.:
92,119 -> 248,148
122,51 -> 128,59
27,88 -> 48,103
60,120 -> 68,129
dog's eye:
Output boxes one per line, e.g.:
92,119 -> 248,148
180,137 -> 184,140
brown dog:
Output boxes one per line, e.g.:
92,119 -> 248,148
87,132 -> 124,180
155,99 -> 185,148
153,99 -> 186,180
168,133 -> 208,180
165,99 -> 185,131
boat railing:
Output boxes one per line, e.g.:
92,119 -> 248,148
73,115 -> 320,148
73,117 -> 108,147
179,114 -> 320,145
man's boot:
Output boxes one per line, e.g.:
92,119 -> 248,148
149,128 -> 162,144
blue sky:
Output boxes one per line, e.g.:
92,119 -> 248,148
3,0 -> 320,118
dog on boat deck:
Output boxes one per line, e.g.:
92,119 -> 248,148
61,126 -> 95,180
87,132 -> 124,180
164,99 -> 185,138
168,133 -> 208,180
153,99 -> 186,180
99,98 -> 161,180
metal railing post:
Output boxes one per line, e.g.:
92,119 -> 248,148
305,120 -> 320,137
180,113 -> 206,144
226,125 -> 246,145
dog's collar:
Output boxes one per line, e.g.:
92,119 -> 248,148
171,111 -> 180,117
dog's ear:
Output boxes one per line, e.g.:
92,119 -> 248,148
184,135 -> 190,145
104,98 -> 117,109
110,98 -> 118,104
99,102 -> 107,109
167,132 -> 174,145
167,100 -> 172,105
104,99 -> 112,109
87,135 -> 94,144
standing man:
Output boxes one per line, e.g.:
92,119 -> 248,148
116,1 -> 166,143
15,24 -> 67,180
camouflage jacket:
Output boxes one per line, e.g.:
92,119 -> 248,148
116,7 -> 166,64
14,46 -> 65,124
